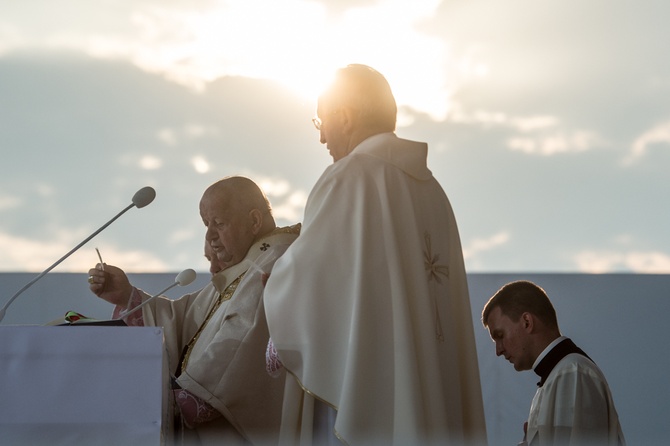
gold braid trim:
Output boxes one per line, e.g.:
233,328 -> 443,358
180,273 -> 245,372
283,368 -> 348,445
271,223 -> 301,236
284,367 -> 338,411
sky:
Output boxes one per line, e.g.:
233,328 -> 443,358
1,0 -> 669,274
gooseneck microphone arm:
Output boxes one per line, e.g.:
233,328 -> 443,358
116,269 -> 197,321
0,186 -> 156,323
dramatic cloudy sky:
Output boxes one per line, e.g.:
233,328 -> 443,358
1,0 -> 668,274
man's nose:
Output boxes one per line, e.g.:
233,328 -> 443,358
495,343 -> 504,357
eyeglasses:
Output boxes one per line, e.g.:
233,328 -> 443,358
312,109 -> 340,131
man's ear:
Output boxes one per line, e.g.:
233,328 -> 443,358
249,208 -> 263,235
340,106 -> 358,133
521,312 -> 534,333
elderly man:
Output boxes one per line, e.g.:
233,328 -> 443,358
482,280 -> 626,446
263,64 -> 487,445
88,176 -> 300,445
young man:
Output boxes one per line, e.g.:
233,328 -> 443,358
482,280 -> 626,446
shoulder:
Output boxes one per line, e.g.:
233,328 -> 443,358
307,156 -> 377,208
548,353 -> 608,384
263,225 -> 301,247
556,352 -> 600,369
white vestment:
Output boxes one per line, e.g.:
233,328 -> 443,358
140,226 -> 299,446
527,353 -> 626,446
264,133 -> 487,446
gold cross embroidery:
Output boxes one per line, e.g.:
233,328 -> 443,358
423,232 -> 448,341
424,232 -> 449,284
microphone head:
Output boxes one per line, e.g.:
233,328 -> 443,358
132,186 -> 156,208
175,269 -> 197,286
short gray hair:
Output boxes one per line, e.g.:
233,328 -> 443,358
319,64 -> 397,132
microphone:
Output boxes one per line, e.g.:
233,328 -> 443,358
0,186 -> 157,323
117,269 -> 197,320
131,186 -> 156,208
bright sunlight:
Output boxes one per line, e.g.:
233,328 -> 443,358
86,0 -> 455,120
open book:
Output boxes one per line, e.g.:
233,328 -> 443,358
45,311 -> 127,326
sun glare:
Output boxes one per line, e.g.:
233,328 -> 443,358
118,0 -> 451,119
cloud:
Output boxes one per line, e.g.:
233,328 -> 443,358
0,232 -> 169,273
574,250 -> 670,273
191,156 -> 211,173
1,0 -> 450,119
257,177 -> 309,225
0,22 -> 23,55
140,155 -> 162,170
624,120 -> 670,165
2,1 -> 669,275
156,124 -> 220,146
507,130 -> 603,156
0,194 -> 21,211
156,128 -> 178,146
259,178 -> 291,198
272,190 -> 309,224
510,115 -> 558,132
450,107 -> 604,156
463,231 -> 510,260
168,228 -> 196,244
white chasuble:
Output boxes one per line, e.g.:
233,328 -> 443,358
140,226 -> 299,445
264,133 -> 487,446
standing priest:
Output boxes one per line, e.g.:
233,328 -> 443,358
263,64 -> 487,446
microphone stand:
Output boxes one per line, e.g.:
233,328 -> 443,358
115,269 -> 197,321
0,203 -> 137,323
117,281 -> 180,321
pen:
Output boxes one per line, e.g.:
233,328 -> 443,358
95,247 -> 105,271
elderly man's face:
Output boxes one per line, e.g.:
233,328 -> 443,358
316,101 -> 350,162
200,191 -> 257,271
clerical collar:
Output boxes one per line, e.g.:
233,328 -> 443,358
532,336 -> 567,370
533,337 -> 592,387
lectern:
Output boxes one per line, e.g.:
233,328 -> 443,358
0,326 -> 170,445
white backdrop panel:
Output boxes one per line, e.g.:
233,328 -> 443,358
1,272 -> 667,445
